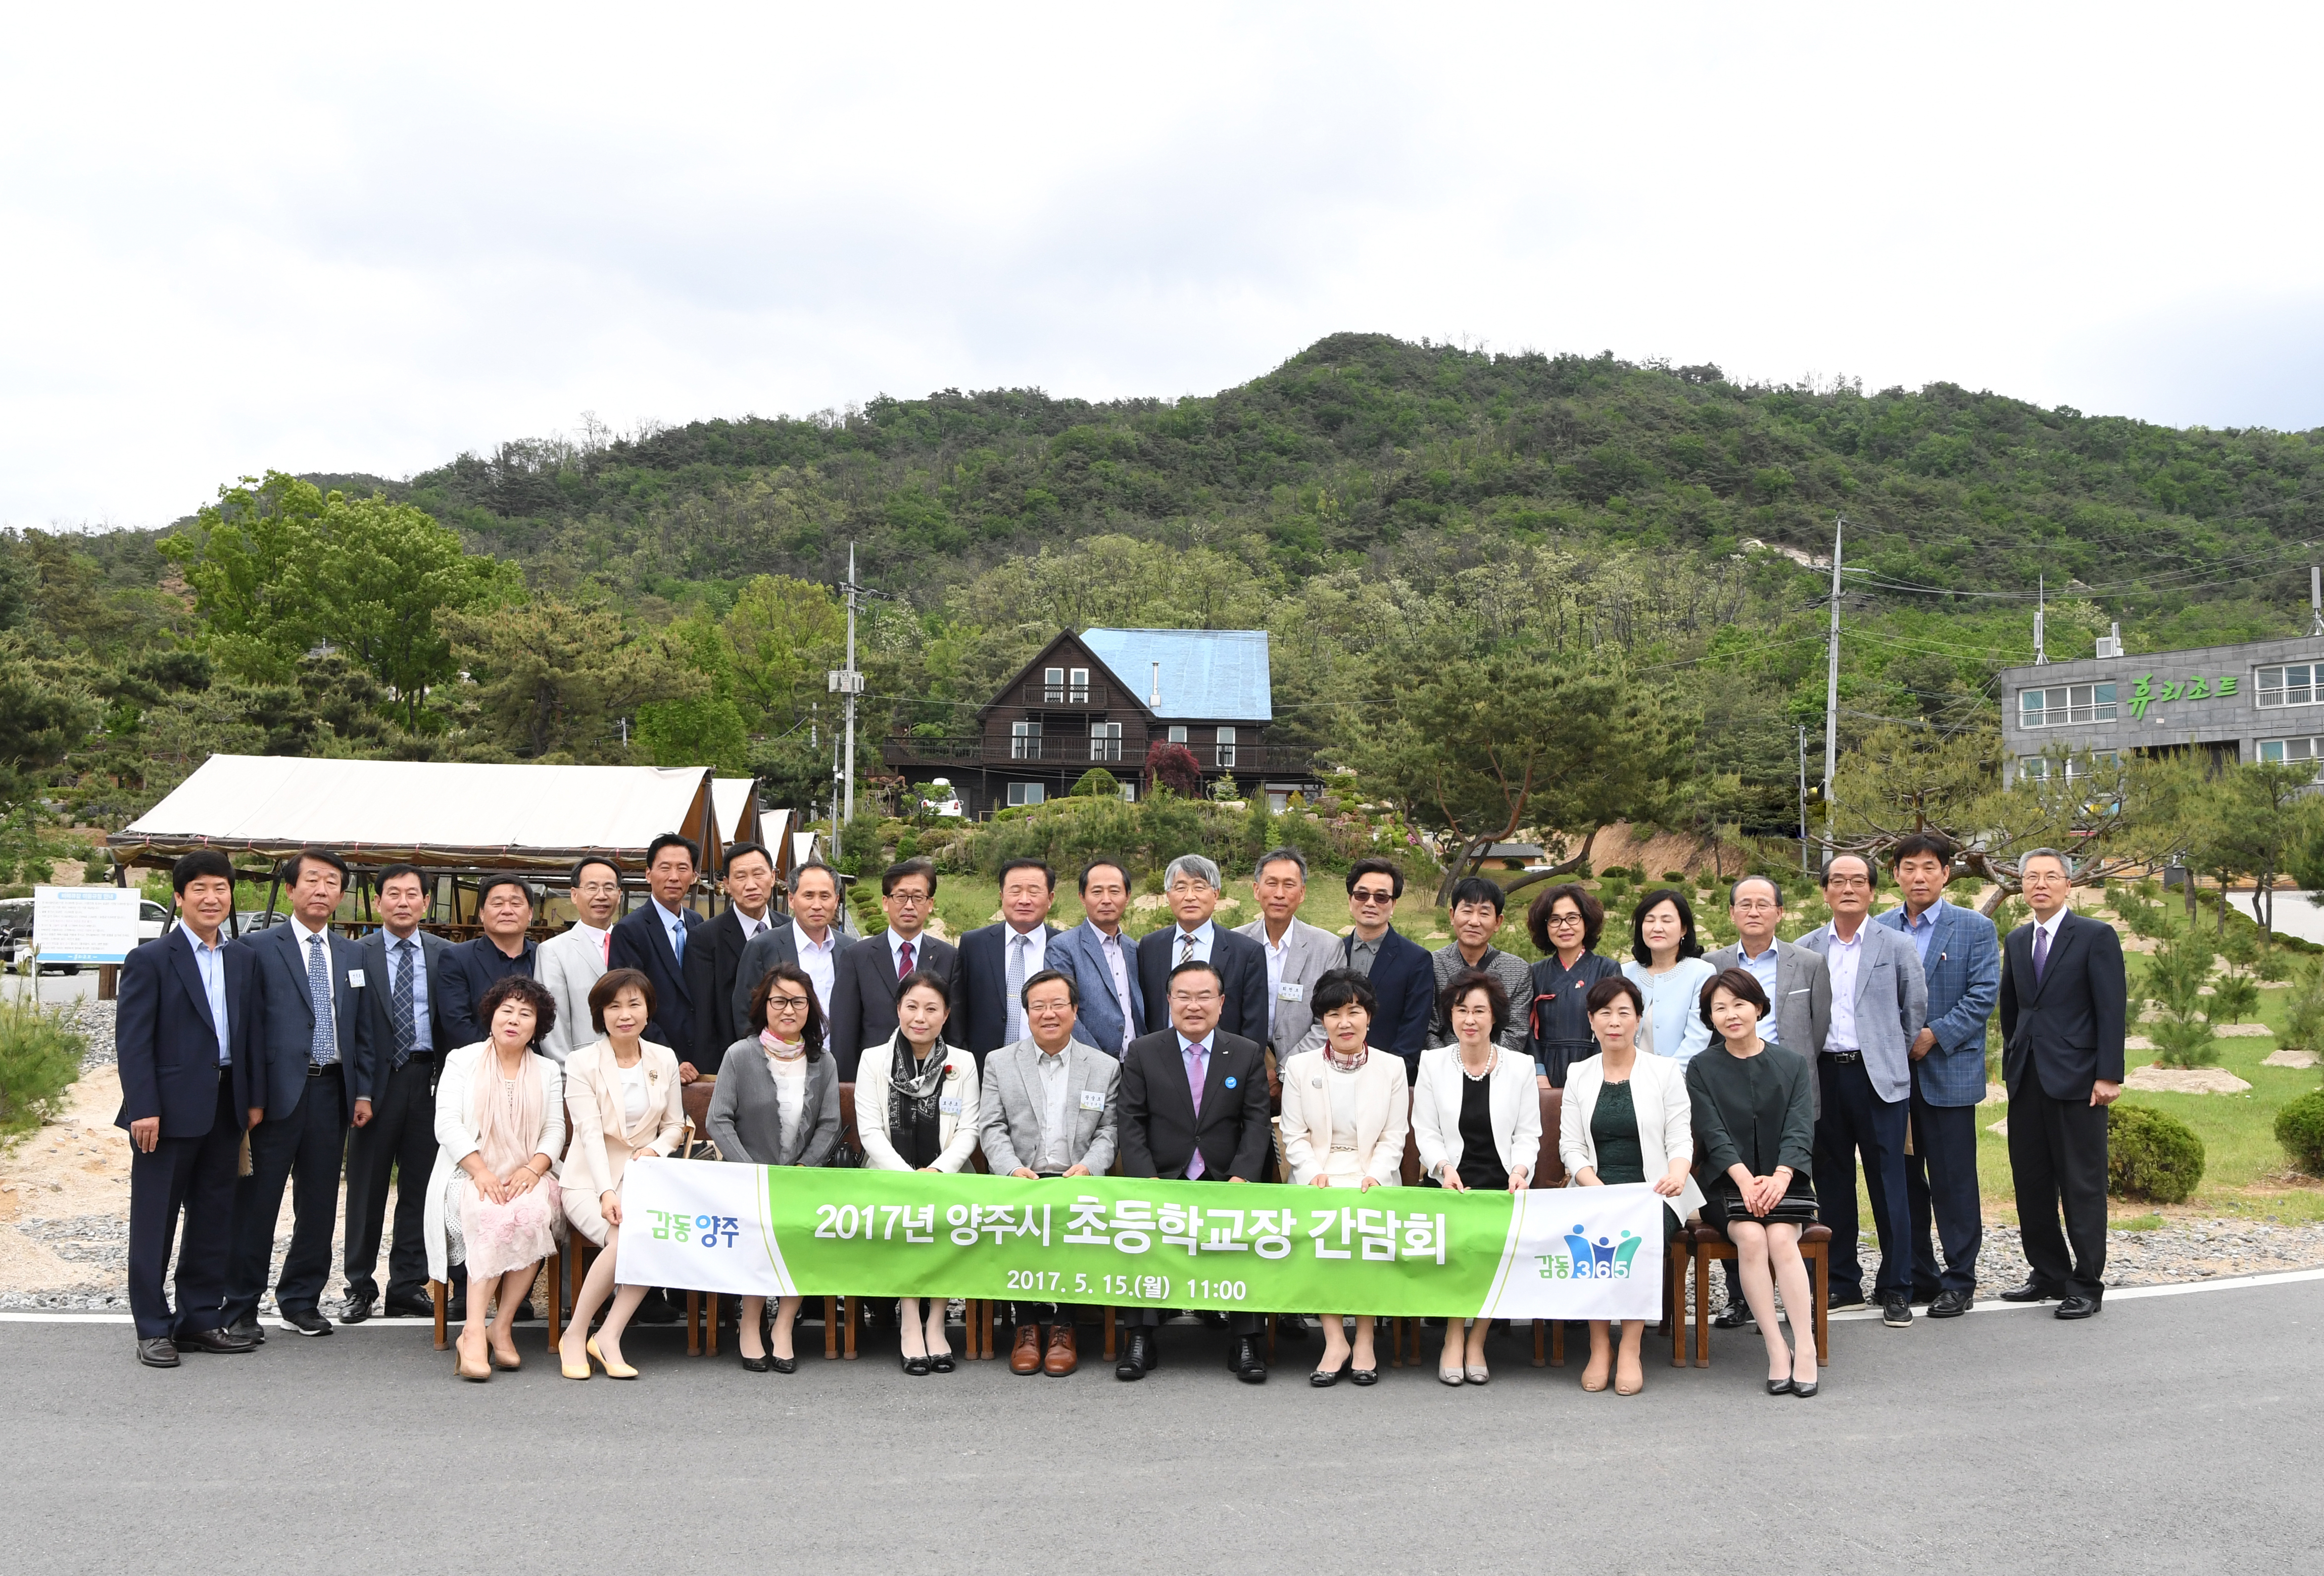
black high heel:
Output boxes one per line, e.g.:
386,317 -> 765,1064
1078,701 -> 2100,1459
1791,1375 -> 1818,1398
901,1352 -> 931,1376
1765,1377 -> 1794,1396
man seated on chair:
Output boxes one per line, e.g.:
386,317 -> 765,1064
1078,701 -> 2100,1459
978,969 -> 1118,1378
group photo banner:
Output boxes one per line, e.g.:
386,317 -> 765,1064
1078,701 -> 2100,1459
615,1161 -> 1666,1321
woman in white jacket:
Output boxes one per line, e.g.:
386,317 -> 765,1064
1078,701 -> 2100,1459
1412,968 -> 1542,1385
854,969 -> 979,1375
1279,968 -> 1410,1388
1560,976 -> 1703,1397
425,975 -> 566,1382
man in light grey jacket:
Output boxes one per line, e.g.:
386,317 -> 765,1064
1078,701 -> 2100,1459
1233,846 -> 1341,1068
1798,854 -> 1929,1327
978,968 -> 1119,1378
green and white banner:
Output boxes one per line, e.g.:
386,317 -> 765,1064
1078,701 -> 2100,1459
616,1161 -> 1667,1320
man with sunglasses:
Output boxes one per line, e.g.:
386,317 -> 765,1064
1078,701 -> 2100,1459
1339,857 -> 1434,1083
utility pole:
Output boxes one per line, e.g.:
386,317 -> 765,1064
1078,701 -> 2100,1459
1797,725 -> 1810,874
1822,515 -> 1843,862
826,542 -> 877,860
2034,574 -> 2048,665
2311,565 -> 2322,636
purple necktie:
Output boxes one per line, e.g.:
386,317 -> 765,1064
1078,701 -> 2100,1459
2032,924 -> 2049,984
1183,1041 -> 1208,1180
898,939 -> 914,981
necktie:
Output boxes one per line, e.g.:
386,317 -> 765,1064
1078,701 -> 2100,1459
1178,931 -> 1196,968
306,935 -> 338,1066
898,939 -> 915,981
391,937 -> 417,1067
2033,923 -> 2050,984
601,930 -> 610,965
1005,933 -> 1028,1045
670,916 -> 686,964
1183,1041 -> 1208,1180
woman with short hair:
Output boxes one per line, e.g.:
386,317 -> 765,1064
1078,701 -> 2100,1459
1278,967 -> 1410,1387
1524,883 -> 1621,1087
425,974 -> 566,1382
557,967 -> 684,1381
1621,888 -> 1717,1066
1687,968 -> 1820,1397
707,961 -> 842,1374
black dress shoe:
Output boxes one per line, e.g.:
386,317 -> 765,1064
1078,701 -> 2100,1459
1999,1279 -> 2060,1303
443,1299 -> 467,1321
338,1294 -> 374,1325
1929,1288 -> 1974,1319
137,1337 -> 180,1369
1233,1336 -> 1267,1384
178,1326 -> 257,1355
226,1318 -> 266,1345
1827,1287 -> 1868,1310
1198,1310 -> 1230,1330
631,1294 -> 680,1326
281,1308 -> 333,1337
509,1301 -> 538,1323
1115,1328 -> 1154,1380
384,1298 -> 436,1319
1277,1313 -> 1312,1340
1712,1300 -> 1754,1330
2054,1293 -> 2102,1320
1880,1293 -> 1913,1328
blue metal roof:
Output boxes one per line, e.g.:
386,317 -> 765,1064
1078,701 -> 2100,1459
1081,628 -> 1272,722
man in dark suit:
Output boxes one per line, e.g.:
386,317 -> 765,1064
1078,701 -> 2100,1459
828,857 -> 956,1078
949,858 -> 1059,1068
1135,853 -> 1268,1044
728,858 -> 852,1062
436,872 -> 538,1049
1997,847 -> 2126,1320
340,862 -> 452,1323
116,850 -> 263,1367
224,847 -> 370,1339
683,839 -> 778,1078
1337,856 -> 1435,1081
610,833 -> 704,1068
1115,958 -> 1274,1384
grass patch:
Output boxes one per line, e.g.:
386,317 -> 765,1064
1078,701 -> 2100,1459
0,994 -> 87,1146
2116,1213 -> 2166,1231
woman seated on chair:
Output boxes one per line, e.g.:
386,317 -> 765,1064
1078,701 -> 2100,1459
1278,967 -> 1411,1388
557,967 -> 684,1381
854,969 -> 979,1375
1686,968 -> 1820,1398
425,975 -> 566,1382
1560,975 -> 1703,1397
1412,968 -> 1538,1386
706,960 -> 841,1374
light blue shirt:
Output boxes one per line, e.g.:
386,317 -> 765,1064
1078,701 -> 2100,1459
388,931 -> 433,1053
189,930 -> 231,1066
1736,939 -> 1783,1045
1821,925 -> 1864,1052
1622,956 -> 1717,1065
1900,899 -> 1944,965
1166,920 -> 1216,967
651,898 -> 689,963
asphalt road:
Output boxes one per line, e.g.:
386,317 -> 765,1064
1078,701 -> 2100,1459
6,1286 -> 2320,1575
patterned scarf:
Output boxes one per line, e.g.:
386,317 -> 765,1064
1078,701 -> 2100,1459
888,1034 -> 949,1141
1324,1044 -> 1369,1073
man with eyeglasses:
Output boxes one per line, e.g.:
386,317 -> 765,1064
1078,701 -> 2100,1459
829,857 -> 959,1079
538,855 -> 623,1065
1115,959 -> 1273,1382
1134,853 -> 1268,1044
1799,854 -> 1928,1326
1338,856 -> 1434,1083
1701,875 -> 1831,1330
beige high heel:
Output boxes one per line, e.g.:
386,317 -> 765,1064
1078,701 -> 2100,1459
589,1336 -> 639,1379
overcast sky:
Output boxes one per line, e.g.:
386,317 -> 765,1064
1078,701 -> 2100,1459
5,3 -> 2319,529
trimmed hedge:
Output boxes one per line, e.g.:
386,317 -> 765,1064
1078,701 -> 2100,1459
2275,1089 -> 2324,1176
2106,1103 -> 2205,1204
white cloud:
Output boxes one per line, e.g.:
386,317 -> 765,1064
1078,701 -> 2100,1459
4,1 -> 2320,527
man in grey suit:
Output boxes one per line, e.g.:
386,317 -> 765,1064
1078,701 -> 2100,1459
978,969 -> 1119,1378
1048,858 -> 1145,1059
1702,875 -> 1831,1330
1798,853 -> 1929,1326
1233,846 -> 1340,1070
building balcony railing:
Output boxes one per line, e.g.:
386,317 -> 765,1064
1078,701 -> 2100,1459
885,737 -> 1308,775
1011,679 -> 1116,708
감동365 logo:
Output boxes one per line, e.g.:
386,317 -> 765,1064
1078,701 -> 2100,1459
1537,1227 -> 1644,1280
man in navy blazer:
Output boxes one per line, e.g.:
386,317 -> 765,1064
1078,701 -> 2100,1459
436,873 -> 538,1049
610,833 -> 705,1067
115,850 -> 264,1367
1877,835 -> 2001,1318
1049,858 -> 1144,1058
1997,849 -> 2126,1319
949,859 -> 1060,1068
224,848 -> 370,1339
1336,857 -> 1435,1082
1135,854 -> 1267,1044
827,857 -> 953,1078
682,839 -> 779,1078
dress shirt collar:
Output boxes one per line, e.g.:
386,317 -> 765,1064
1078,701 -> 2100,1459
1173,919 -> 1215,947
568,920 -> 608,944
733,906 -> 770,939
290,915 -> 332,945
1824,922 -> 1863,952
794,920 -> 836,956
1175,1029 -> 1210,1056
650,897 -> 687,930
2032,907 -> 2068,943
1903,899 -> 1946,935
1737,937 -> 1780,965
887,927 -> 923,965
1034,1036 -> 1072,1062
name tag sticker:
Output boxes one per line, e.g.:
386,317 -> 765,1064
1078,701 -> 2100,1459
347,969 -> 365,987
1279,982 -> 1303,1001
939,1096 -> 963,1115
1079,1089 -> 1106,1111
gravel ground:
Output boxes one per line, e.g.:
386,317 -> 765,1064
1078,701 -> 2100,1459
61,999 -> 116,1070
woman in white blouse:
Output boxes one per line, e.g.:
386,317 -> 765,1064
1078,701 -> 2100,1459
1560,976 -> 1704,1397
557,968 -> 684,1381
1412,968 -> 1542,1385
1278,968 -> 1411,1388
424,975 -> 567,1382
706,961 -> 841,1373
1621,889 -> 1717,1065
855,969 -> 979,1374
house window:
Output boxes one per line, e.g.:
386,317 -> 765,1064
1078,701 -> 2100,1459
1068,667 -> 1090,703
2019,751 -> 2116,784
1167,726 -> 1188,744
2259,737 -> 2324,781
1090,721 -> 1122,762
1006,782 -> 1046,807
1216,726 -> 1237,768
1011,721 -> 1042,760
2018,683 -> 2116,727
1119,783 -> 1137,803
2257,665 -> 2320,708
1043,667 -> 1065,703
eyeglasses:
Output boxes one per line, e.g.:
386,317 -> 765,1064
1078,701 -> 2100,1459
1546,912 -> 1584,928
767,994 -> 811,1014
1169,988 -> 1222,1004
1732,900 -> 1779,914
1350,887 -> 1396,906
886,891 -> 931,905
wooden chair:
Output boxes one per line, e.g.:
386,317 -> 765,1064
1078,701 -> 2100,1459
824,1082 -> 863,1360
678,1079 -> 724,1356
1688,1219 -> 1830,1368
427,1245 -> 565,1351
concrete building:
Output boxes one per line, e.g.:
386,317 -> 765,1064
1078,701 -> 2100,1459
1998,632 -> 2324,785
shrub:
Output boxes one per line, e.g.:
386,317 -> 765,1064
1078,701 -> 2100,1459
1071,768 -> 1120,798
2106,1103 -> 2205,1204
0,996 -> 85,1144
2141,933 -> 2219,1069
1147,743 -> 1201,799
2276,1089 -> 2324,1175
2282,960 -> 2324,1053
